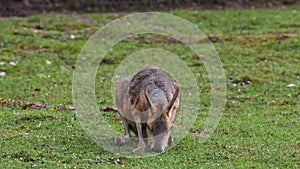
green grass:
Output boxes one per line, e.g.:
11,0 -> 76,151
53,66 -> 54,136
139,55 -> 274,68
1,6 -> 300,168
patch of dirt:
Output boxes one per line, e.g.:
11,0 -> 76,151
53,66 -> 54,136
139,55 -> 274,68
230,76 -> 258,87
126,34 -> 181,44
101,106 -> 118,113
190,128 -> 210,136
241,33 -> 298,42
0,97 -> 75,111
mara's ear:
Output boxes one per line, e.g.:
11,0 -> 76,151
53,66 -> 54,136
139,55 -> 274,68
167,84 -> 180,113
145,89 -> 154,111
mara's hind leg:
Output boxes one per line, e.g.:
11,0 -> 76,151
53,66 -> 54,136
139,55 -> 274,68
115,117 -> 131,146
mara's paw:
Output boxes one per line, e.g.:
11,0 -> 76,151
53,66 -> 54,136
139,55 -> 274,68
132,141 -> 146,152
115,136 -> 131,146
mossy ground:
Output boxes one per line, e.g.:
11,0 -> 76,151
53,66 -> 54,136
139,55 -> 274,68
0,6 -> 299,168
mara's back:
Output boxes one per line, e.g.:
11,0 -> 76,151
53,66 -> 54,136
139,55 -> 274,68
128,66 -> 176,109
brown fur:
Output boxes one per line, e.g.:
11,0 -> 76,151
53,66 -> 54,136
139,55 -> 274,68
115,66 -> 180,152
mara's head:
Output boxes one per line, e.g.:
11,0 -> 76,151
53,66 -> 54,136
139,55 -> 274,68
145,86 -> 179,153
146,112 -> 173,153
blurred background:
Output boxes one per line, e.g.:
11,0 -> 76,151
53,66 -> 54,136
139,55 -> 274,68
1,0 -> 299,17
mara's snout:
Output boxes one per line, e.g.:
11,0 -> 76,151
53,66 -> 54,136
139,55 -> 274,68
115,66 -> 180,153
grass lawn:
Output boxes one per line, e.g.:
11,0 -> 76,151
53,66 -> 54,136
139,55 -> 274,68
0,6 -> 299,168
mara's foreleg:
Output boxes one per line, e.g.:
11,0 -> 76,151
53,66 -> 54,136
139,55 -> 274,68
132,121 -> 146,152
